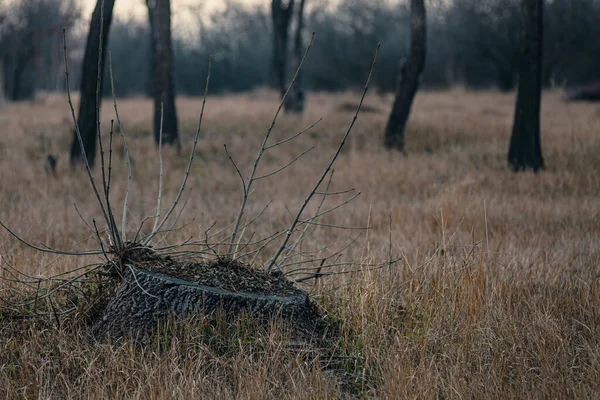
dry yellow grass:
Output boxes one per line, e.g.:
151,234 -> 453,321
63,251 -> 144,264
0,88 -> 599,398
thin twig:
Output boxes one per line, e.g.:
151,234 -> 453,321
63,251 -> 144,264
282,233 -> 362,274
264,118 -> 322,150
265,42 -> 380,271
224,144 -> 246,197
61,29 -> 116,249
281,170 -> 335,265
0,220 -> 103,256
104,119 -> 120,244
107,120 -> 114,194
254,146 -> 315,180
143,57 -> 212,246
297,220 -> 369,230
108,53 -> 132,244
228,33 -> 316,254
304,191 -> 362,221
127,265 -> 159,299
153,188 -> 194,247
73,203 -> 94,233
152,103 -> 165,235
314,188 -> 355,196
133,215 -> 155,244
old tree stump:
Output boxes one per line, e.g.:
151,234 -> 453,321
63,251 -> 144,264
91,247 -> 323,341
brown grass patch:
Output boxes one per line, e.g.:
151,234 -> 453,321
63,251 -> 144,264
0,89 -> 599,398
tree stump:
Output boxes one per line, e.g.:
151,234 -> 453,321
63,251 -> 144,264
92,261 -> 323,342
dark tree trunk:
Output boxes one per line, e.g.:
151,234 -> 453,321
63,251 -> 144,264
496,64 -> 517,92
271,0 -> 295,99
384,0 -> 427,152
284,0 -> 306,113
0,63 -> 5,106
147,0 -> 179,148
8,39 -> 35,101
10,59 -> 24,100
92,266 -> 323,342
69,0 -> 115,167
508,0 -> 544,172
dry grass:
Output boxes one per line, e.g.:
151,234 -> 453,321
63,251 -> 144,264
0,88 -> 599,398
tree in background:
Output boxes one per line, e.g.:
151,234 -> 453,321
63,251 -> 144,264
0,1 -> 5,105
284,0 -> 306,113
271,0 -> 295,99
69,0 -> 115,167
0,5 -> 4,104
0,63 -> 6,107
3,0 -> 599,101
508,0 -> 544,171
0,63 -> 4,106
384,0 -> 426,152
302,0 -> 407,92
0,0 -> 79,101
147,0 -> 179,148
444,0 -> 520,91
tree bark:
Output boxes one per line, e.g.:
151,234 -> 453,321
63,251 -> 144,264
69,0 -> 115,167
508,0 -> 544,172
384,0 -> 427,152
271,0 -> 295,99
0,63 -> 5,106
147,0 -> 179,148
92,267 -> 322,342
284,0 -> 306,113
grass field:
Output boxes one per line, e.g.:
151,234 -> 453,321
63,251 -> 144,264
0,88 -> 599,398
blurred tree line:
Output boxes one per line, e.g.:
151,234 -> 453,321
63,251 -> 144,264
1,0 -> 599,100
0,0 -> 80,100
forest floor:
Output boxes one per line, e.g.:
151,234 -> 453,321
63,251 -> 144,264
0,89 -> 599,398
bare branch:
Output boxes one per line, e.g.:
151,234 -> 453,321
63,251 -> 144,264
254,146 -> 315,181
0,220 -> 104,256
152,103 -> 165,235
281,169 -> 335,265
62,29 -> 117,249
108,53 -> 132,244
224,144 -> 246,196
143,57 -> 212,246
265,118 -> 322,150
265,43 -> 381,271
297,220 -> 369,230
73,203 -> 95,233
228,33 -> 315,254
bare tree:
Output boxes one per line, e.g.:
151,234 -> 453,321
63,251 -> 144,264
147,0 -> 179,148
284,0 -> 306,113
0,0 -> 78,101
0,62 -> 5,106
271,0 -> 295,99
69,0 -> 115,167
384,0 -> 426,152
508,0 -> 544,171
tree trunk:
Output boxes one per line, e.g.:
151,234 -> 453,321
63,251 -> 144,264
92,266 -> 322,342
9,40 -> 35,100
69,0 -> 115,167
508,0 -> 544,172
0,63 -> 5,107
147,0 -> 179,148
271,0 -> 295,99
284,0 -> 306,113
384,0 -> 427,152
